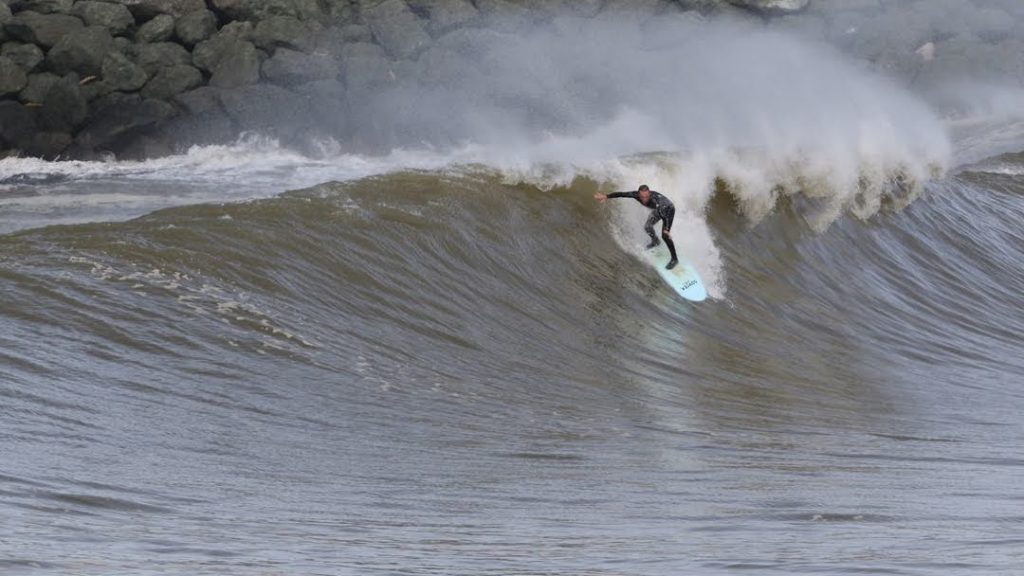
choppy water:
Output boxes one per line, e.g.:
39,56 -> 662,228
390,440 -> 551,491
4,14 -> 1024,576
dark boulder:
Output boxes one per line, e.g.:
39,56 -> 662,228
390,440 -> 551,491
2,42 -> 45,72
173,86 -> 224,115
112,36 -> 132,53
140,63 -> 202,100
192,22 -> 254,71
0,55 -> 27,96
175,9 -> 218,47
363,0 -> 432,59
7,0 -> 73,15
251,15 -> 313,53
218,20 -> 255,39
119,0 -> 207,21
70,91 -> 177,155
293,0 -> 329,23
0,99 -> 38,148
204,39 -> 261,88
4,10 -> 84,48
135,14 -> 175,43
80,77 -> 115,102
0,3 -> 11,42
18,71 -> 58,103
46,25 -> 115,76
130,41 -> 191,75
102,51 -> 149,91
38,74 -> 88,132
71,1 -> 135,36
21,131 -> 72,159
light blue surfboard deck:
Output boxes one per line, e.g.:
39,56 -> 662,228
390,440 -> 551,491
640,242 -> 707,302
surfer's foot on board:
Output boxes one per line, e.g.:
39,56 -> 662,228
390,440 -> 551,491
666,259 -> 678,270
646,239 -> 660,249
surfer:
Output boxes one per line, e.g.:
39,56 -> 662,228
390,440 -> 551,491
594,185 -> 679,269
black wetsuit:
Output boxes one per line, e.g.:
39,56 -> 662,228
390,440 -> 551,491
606,190 -> 679,264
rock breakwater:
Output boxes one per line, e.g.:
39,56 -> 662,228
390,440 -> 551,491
0,0 -> 815,159
1,0 -> 1021,160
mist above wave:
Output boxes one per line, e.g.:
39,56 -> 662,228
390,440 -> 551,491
402,14 -> 951,229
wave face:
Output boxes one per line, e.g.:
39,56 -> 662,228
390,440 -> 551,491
3,162 -> 1024,574
3,11 -> 1024,576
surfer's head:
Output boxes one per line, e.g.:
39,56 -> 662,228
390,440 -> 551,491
638,184 -> 650,203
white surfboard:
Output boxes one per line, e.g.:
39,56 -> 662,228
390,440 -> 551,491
640,242 -> 707,302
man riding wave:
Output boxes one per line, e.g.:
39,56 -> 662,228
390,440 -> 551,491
594,184 -> 679,270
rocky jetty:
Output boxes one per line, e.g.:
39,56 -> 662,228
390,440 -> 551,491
1,0 -> 1021,160
0,0 -> 816,159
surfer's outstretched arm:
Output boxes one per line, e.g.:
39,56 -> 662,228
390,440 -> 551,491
594,192 -> 637,202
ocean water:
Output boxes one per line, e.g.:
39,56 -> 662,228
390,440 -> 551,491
2,13 -> 1024,576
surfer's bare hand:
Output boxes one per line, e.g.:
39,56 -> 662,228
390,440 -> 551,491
594,193 -> 607,202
